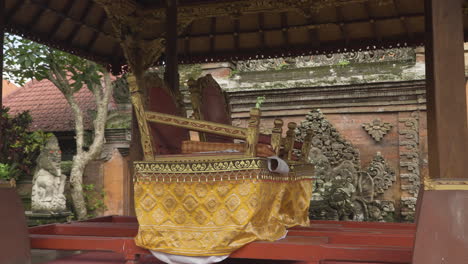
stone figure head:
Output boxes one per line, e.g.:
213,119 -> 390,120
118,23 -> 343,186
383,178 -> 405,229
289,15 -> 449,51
37,134 -> 61,176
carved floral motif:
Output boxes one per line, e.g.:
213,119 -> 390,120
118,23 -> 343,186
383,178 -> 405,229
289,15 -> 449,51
365,152 -> 396,194
362,119 -> 393,142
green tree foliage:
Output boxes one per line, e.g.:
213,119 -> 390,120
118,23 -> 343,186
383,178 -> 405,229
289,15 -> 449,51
3,34 -> 103,89
0,106 -> 50,181
3,33 -> 114,219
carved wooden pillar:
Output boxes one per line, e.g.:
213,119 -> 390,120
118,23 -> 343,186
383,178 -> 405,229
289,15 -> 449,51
187,78 -> 207,142
271,119 -> 284,156
127,74 -> 155,160
246,108 -> 260,157
284,122 -> 297,161
413,0 -> 468,263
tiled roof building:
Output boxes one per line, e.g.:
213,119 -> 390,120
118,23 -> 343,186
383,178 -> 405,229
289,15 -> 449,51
3,79 -> 100,132
1,80 -> 19,98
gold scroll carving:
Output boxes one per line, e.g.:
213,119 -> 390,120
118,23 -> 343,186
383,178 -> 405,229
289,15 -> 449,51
0,179 -> 16,189
127,74 -> 155,160
424,178 -> 468,191
145,111 -> 247,139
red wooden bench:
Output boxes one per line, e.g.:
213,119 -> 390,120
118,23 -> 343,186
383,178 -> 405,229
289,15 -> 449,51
29,216 -> 415,264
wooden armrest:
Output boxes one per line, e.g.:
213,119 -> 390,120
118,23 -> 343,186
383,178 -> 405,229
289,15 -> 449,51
146,111 -> 247,139
181,141 -> 275,157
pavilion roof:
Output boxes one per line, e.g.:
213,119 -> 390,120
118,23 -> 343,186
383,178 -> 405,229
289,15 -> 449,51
3,79 -> 98,132
4,0 -> 467,67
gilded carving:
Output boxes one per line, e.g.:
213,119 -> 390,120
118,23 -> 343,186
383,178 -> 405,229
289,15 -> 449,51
134,157 -> 314,183
145,111 -> 247,139
362,119 -> 393,142
246,108 -> 261,157
0,178 -> 16,188
284,122 -> 297,160
424,178 -> 468,191
128,74 -> 155,160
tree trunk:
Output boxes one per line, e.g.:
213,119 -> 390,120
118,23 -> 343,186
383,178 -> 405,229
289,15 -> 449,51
66,73 -> 112,220
69,154 -> 88,219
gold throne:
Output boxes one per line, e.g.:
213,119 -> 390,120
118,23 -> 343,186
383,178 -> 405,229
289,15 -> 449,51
129,74 -> 314,256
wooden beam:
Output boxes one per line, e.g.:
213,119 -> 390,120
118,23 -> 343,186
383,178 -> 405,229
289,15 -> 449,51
209,17 -> 216,52
5,0 -> 25,22
281,12 -> 289,46
424,0 -> 468,180
183,23 -> 191,55
86,11 -> 107,52
46,0 -> 75,39
336,6 -> 349,45
234,18 -> 240,51
259,13 -> 265,48
393,0 -> 413,40
307,16 -> 320,48
164,0 -> 179,93
28,0 -> 111,40
181,13 -> 423,39
26,0 -> 51,31
65,0 -> 94,43
364,2 -> 380,42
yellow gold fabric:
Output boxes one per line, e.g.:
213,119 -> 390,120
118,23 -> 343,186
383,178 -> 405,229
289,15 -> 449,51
134,156 -> 313,256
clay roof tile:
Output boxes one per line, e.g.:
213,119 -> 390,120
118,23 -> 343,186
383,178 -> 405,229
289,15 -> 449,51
3,78 -> 116,132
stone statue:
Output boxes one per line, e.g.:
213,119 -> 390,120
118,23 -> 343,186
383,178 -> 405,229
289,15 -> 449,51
31,135 -> 67,213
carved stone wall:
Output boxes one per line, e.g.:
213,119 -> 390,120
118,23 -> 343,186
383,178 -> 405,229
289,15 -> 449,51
297,110 -> 398,222
236,48 -> 415,72
288,108 -> 427,222
194,48 -> 428,222
398,111 -> 421,222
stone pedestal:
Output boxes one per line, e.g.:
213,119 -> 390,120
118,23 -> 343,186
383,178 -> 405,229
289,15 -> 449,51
26,210 -> 72,226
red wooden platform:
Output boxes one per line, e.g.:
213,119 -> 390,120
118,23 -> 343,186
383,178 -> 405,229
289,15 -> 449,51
29,216 -> 416,264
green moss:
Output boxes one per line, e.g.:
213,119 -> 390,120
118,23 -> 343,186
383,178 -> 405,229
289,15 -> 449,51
61,161 -> 73,176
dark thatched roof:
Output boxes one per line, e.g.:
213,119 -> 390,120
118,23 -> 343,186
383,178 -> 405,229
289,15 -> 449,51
4,0 -> 467,67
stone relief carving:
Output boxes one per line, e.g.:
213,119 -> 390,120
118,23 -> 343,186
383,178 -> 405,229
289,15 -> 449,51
398,112 -> 420,222
366,152 -> 396,194
296,110 -> 360,170
362,119 -> 393,142
31,135 -> 67,213
236,48 -> 414,72
298,110 -> 396,222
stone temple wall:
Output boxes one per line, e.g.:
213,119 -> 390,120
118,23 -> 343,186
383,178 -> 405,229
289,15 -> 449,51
231,108 -> 427,222
193,48 -> 429,222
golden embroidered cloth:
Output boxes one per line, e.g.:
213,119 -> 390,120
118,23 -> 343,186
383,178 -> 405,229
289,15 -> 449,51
133,156 -> 313,256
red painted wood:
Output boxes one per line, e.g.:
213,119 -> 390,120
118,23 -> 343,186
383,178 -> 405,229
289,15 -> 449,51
287,230 -> 414,247
309,220 -> 416,230
30,217 -> 414,264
